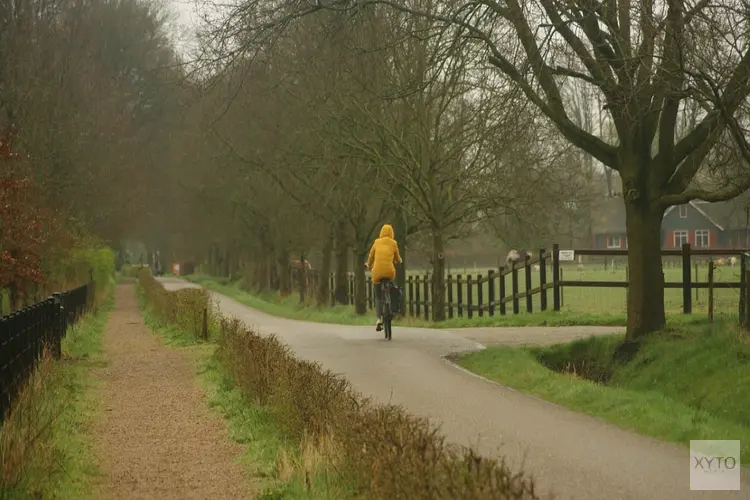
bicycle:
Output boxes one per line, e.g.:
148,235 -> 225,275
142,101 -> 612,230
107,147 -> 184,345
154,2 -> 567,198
380,279 -> 394,341
365,262 -> 399,341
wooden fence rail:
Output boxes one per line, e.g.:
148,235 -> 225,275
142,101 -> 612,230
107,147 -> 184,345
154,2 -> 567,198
290,243 -> 750,322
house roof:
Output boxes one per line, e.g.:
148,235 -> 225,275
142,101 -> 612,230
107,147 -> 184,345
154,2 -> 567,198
664,201 -> 725,230
591,196 -> 626,234
694,199 -> 750,230
591,195 -> 750,234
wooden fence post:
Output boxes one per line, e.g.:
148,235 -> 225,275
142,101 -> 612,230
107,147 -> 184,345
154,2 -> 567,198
524,255 -> 532,313
415,276 -> 421,318
408,276 -> 414,317
467,275 -> 474,319
707,261 -> 714,323
488,270 -> 495,316
447,274 -> 454,319
511,264 -> 519,315
745,269 -> 750,330
682,243 -> 692,314
457,274 -> 463,317
477,273 -> 484,317
498,267 -> 507,315
423,274 -> 430,321
539,249 -> 547,311
740,255 -> 747,324
552,243 -> 561,311
367,277 -> 373,310
330,273 -> 335,306
202,307 -> 209,341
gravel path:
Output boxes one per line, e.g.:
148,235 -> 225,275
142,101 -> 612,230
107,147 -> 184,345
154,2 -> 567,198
90,284 -> 252,499
161,277 -> 749,500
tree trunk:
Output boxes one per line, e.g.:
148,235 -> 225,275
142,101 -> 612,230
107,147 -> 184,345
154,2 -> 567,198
431,229 -> 446,321
393,213 -> 407,289
266,253 -> 274,290
353,247 -> 368,315
9,283 -> 20,312
277,249 -> 291,296
605,168 -> 614,197
224,249 -> 232,279
624,200 -> 666,341
317,230 -> 334,306
298,253 -> 307,305
334,220 -> 349,305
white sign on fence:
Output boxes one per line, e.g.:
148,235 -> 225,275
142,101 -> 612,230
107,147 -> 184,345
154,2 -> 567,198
558,250 -> 575,261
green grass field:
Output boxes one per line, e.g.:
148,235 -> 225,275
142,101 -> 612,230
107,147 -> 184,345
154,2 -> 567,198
455,322 -> 750,461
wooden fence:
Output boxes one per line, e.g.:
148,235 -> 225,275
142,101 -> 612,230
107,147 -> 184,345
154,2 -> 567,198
290,244 -> 750,322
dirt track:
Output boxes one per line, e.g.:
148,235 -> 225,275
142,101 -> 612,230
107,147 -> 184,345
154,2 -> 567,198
161,277 -> 750,500
90,284 -> 251,499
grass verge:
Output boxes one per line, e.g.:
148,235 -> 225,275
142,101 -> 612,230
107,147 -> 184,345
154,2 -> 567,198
455,322 -> 750,461
186,275 -> 633,327
0,287 -> 113,500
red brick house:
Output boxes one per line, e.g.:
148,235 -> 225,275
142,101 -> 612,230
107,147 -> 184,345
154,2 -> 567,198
591,196 -> 750,250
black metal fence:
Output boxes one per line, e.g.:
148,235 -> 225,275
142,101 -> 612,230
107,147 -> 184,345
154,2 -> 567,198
0,283 -> 93,424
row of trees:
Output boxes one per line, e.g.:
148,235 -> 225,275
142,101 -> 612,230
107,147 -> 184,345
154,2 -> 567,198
0,0 -> 192,309
7,0 -> 750,342
177,5 -> 599,320
174,0 -> 750,341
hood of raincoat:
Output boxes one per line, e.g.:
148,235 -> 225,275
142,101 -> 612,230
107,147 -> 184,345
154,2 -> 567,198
379,224 -> 394,239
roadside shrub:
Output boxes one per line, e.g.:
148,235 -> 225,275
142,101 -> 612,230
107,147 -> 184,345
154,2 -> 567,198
138,269 -> 217,341
42,244 -> 115,297
216,317 -> 541,499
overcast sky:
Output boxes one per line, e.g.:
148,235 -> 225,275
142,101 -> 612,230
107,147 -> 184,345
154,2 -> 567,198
166,0 -> 201,58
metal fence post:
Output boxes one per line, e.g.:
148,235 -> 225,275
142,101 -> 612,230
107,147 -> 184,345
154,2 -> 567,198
51,293 -> 63,360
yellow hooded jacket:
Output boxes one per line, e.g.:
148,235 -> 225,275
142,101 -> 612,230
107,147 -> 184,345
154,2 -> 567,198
367,224 -> 402,284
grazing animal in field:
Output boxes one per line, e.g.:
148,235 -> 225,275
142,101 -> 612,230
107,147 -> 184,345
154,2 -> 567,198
716,258 -> 726,267
730,256 -> 738,267
533,264 -> 540,272
505,249 -> 520,268
577,263 -> 585,271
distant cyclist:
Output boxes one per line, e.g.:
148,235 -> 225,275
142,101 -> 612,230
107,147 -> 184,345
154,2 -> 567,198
365,224 -> 403,331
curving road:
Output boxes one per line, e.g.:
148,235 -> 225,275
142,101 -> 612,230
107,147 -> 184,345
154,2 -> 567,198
161,277 -> 750,500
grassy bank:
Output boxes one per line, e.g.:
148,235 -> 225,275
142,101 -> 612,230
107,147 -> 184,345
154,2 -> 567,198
455,322 -> 750,461
187,275 -> 630,327
0,288 -> 113,499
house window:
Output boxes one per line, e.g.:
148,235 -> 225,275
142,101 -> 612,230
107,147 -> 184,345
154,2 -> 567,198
679,205 -> 688,218
606,235 -> 621,248
673,230 -> 689,248
695,230 -> 710,248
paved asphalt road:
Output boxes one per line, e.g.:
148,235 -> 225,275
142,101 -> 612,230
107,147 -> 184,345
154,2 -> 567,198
160,277 -> 750,500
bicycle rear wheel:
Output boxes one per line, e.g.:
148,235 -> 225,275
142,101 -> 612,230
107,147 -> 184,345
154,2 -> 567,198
384,300 -> 392,340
